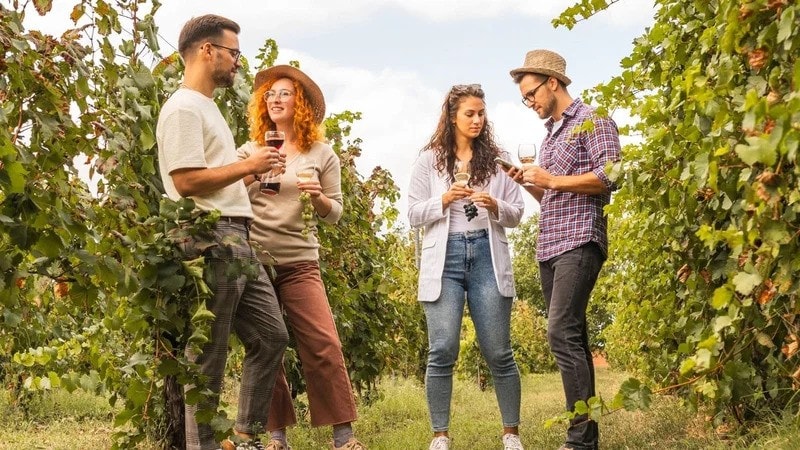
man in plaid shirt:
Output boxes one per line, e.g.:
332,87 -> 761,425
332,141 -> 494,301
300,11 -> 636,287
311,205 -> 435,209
508,49 -> 621,450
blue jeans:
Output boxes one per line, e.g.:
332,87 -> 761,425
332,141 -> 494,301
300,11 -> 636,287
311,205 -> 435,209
540,242 -> 604,450
423,229 -> 521,432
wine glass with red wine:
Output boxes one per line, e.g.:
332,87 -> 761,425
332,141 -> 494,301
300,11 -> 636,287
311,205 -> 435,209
260,130 -> 285,195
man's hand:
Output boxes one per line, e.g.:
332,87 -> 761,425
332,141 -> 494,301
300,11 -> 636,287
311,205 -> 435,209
247,144 -> 285,176
522,164 -> 555,189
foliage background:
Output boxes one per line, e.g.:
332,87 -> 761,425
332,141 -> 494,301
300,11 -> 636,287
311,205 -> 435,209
556,0 -> 800,426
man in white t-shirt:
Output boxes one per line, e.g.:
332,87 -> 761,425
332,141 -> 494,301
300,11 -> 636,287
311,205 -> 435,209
156,14 -> 288,450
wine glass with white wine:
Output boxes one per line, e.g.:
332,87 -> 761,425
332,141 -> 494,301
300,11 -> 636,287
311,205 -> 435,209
517,144 -> 537,186
295,156 -> 317,182
517,143 -> 537,165
454,160 -> 478,221
454,159 -> 471,187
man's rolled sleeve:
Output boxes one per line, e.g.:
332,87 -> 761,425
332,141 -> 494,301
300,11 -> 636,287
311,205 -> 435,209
586,116 -> 621,192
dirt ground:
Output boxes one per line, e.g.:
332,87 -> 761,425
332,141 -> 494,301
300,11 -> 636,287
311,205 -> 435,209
593,352 -> 608,368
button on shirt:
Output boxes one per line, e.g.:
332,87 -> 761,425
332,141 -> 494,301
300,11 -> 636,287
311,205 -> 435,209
537,99 -> 621,262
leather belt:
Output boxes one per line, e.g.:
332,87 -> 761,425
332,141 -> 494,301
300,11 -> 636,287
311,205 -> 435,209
219,216 -> 250,226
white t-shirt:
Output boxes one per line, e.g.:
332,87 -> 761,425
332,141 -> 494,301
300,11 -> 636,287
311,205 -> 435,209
156,88 -> 253,218
448,180 -> 489,233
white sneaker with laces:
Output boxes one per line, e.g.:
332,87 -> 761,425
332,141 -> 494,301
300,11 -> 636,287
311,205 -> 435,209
503,433 -> 524,450
429,436 -> 450,450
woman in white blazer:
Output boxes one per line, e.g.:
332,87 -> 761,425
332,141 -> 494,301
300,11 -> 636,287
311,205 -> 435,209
408,84 -> 525,450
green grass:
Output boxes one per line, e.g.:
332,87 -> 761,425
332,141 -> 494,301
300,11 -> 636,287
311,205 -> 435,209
0,387 -> 116,449
1,368 -> 798,449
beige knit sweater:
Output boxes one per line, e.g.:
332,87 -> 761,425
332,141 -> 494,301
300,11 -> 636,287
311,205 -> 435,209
238,140 -> 343,265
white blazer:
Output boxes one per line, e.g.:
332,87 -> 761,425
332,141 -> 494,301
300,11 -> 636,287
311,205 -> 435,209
408,150 -> 524,302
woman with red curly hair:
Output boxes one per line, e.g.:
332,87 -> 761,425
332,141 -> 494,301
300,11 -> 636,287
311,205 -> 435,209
238,65 -> 364,450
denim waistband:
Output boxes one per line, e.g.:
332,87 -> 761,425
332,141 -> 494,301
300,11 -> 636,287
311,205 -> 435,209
447,228 -> 488,240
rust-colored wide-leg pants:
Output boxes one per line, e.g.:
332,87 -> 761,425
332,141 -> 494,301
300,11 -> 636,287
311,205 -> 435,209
266,261 -> 358,430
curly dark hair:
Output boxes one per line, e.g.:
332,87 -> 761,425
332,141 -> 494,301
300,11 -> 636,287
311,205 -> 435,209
421,84 -> 501,186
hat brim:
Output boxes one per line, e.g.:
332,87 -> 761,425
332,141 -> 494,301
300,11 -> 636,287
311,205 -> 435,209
509,67 -> 571,86
254,65 -> 326,124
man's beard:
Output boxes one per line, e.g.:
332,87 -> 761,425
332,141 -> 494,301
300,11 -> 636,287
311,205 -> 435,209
538,97 -> 556,120
212,65 -> 235,88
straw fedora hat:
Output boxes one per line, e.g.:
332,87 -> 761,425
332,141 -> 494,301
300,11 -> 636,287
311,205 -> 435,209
509,49 -> 572,86
254,65 -> 326,124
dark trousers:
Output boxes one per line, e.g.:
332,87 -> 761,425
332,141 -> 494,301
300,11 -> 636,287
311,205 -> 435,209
540,242 -> 604,450
183,222 -> 289,450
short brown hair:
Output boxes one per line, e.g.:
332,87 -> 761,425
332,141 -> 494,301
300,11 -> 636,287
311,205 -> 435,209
178,14 -> 240,58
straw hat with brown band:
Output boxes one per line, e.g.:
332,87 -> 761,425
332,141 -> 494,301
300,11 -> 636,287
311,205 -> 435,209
253,64 -> 326,124
509,49 -> 572,86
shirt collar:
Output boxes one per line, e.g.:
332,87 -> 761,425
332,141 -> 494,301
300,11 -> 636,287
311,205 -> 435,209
545,98 -> 584,132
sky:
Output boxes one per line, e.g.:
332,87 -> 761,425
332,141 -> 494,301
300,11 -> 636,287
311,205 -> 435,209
19,0 -> 656,228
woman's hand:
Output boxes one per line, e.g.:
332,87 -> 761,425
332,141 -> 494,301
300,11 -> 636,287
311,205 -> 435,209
442,182 -> 474,209
298,179 -> 332,217
470,191 -> 498,217
297,180 -> 323,198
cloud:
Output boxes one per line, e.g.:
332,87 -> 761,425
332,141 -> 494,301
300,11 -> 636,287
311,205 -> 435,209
276,50 -> 444,227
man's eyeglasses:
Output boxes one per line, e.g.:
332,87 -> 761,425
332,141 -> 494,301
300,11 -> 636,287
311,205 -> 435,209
209,43 -> 241,62
521,78 -> 549,107
264,89 -> 295,101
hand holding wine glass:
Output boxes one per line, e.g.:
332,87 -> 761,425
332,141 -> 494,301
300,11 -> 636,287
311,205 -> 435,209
295,155 -> 323,199
453,160 -> 478,220
445,160 -> 472,208
260,130 -> 285,195
517,144 -> 537,186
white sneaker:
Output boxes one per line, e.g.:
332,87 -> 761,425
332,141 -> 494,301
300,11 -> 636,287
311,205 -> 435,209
429,436 -> 450,450
503,433 -> 524,450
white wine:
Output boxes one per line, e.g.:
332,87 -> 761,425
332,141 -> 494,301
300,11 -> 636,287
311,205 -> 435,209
454,172 -> 470,186
296,170 -> 315,182
518,143 -> 537,165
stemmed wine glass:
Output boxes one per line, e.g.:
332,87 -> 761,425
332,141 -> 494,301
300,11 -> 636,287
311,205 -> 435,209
260,131 -> 285,195
517,144 -> 537,186
295,156 -> 317,183
454,159 -> 471,187
517,143 -> 537,165
454,160 -> 478,221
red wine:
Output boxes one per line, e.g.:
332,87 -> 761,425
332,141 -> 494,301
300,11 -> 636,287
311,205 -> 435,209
260,181 -> 280,195
266,138 -> 284,149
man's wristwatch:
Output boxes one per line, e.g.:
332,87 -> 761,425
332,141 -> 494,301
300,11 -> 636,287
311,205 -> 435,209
253,173 -> 262,181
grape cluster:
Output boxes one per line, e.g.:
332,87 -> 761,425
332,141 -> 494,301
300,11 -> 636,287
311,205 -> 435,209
463,202 -> 478,221
299,191 -> 314,238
